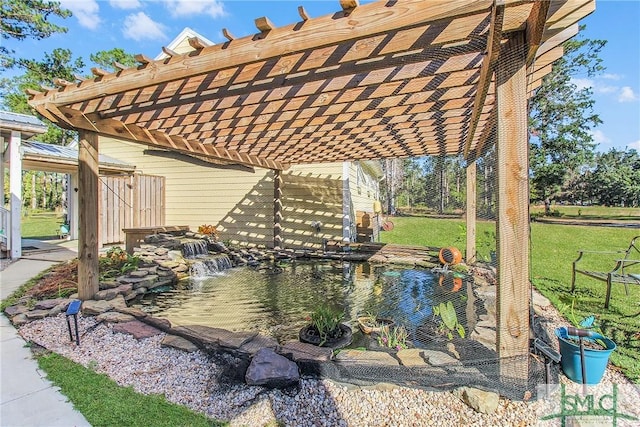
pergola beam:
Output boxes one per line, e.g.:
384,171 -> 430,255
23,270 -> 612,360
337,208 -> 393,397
525,0 -> 551,65
463,1 -> 504,158
39,105 -> 287,170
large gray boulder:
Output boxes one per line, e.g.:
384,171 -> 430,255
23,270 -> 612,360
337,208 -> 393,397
245,348 -> 299,388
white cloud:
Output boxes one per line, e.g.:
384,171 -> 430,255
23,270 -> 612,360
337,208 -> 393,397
122,12 -> 167,41
595,85 -> 617,94
628,140 -> 640,151
60,0 -> 101,30
109,0 -> 142,9
618,86 -> 638,103
164,0 -> 226,18
602,73 -> 622,80
571,77 -> 593,91
590,129 -> 611,145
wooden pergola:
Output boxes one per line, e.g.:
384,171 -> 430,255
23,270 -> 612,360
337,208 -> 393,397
27,0 -> 594,362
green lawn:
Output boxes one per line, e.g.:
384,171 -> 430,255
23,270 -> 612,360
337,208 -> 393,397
36,351 -> 224,427
530,204 -> 640,221
21,211 -> 64,239
380,215 -> 640,383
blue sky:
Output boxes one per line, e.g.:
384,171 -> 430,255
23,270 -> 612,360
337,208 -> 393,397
5,0 -> 640,152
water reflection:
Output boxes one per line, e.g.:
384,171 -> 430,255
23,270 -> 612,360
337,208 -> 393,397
136,260 -> 482,347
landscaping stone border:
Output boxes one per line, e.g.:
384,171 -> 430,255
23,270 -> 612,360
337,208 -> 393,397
4,230 -> 507,395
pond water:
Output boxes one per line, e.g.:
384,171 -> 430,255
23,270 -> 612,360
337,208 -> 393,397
135,258 -> 486,349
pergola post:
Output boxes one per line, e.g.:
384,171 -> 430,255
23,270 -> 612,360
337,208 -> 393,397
465,161 -> 477,264
342,162 -> 352,243
496,32 -> 530,361
9,131 -> 22,259
68,173 -> 79,240
273,169 -> 283,249
77,131 -> 100,300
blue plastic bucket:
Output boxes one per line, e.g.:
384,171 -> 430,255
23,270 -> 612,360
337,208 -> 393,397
555,327 -> 616,384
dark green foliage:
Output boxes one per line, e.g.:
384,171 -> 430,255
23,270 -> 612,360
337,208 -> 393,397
99,247 -> 141,280
0,48 -> 84,145
90,48 -> 137,72
585,149 -> 640,207
529,26 -> 606,203
0,0 -> 71,69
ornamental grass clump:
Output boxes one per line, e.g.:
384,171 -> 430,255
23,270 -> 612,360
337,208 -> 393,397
309,305 -> 344,346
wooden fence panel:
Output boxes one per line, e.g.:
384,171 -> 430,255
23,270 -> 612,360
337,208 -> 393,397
99,174 -> 164,245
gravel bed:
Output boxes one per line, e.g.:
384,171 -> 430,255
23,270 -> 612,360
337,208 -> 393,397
18,299 -> 639,426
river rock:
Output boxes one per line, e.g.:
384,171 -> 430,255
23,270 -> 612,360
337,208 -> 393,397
422,350 -> 462,366
112,320 -> 163,339
237,334 -> 279,357
49,301 -> 71,316
82,300 -> 112,315
4,305 -> 29,317
335,349 -> 399,366
107,295 -> 128,310
129,269 -> 150,278
245,348 -> 299,388
114,306 -> 148,319
115,284 -> 133,295
96,312 -> 136,323
94,289 -> 120,301
141,316 -> 171,331
173,264 -> 189,273
161,335 -> 199,352
471,327 -> 496,351
453,386 -> 499,414
11,313 -> 29,326
24,310 -> 50,320
34,298 -> 68,310
154,248 -> 169,256
397,349 -> 427,367
277,341 -> 333,362
99,280 -> 120,289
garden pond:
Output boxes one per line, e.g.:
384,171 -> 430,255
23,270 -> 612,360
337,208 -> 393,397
134,257 -> 489,352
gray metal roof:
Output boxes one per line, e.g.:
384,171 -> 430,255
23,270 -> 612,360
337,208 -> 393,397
21,140 -> 135,173
0,111 -> 47,137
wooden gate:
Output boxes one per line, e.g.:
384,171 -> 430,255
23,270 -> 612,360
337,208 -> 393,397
99,174 -> 165,245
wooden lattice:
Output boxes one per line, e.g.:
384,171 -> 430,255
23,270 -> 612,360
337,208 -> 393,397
28,0 -> 594,170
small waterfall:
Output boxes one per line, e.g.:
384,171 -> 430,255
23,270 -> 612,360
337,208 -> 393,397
190,254 -> 233,279
182,240 -> 208,258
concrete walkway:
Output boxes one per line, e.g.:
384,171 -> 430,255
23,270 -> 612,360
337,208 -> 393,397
1,239 -> 91,427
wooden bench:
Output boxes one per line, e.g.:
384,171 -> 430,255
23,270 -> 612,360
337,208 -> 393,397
122,225 -> 190,254
571,235 -> 640,308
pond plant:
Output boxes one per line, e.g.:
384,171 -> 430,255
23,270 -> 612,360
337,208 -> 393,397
433,301 -> 465,340
376,325 -> 409,351
302,305 -> 346,347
